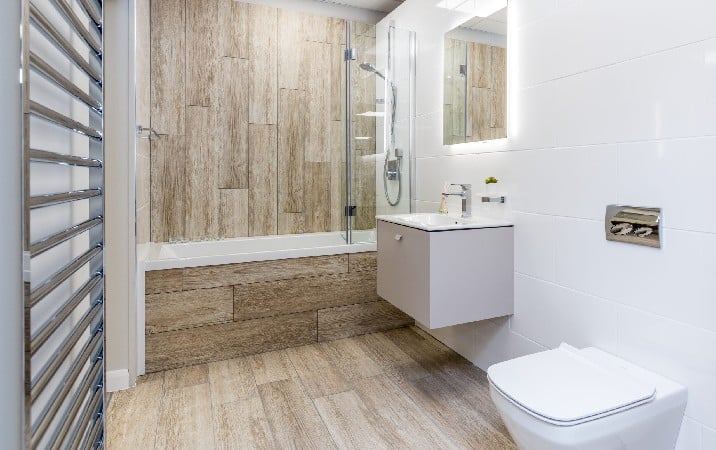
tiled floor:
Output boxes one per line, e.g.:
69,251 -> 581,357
107,326 -> 516,449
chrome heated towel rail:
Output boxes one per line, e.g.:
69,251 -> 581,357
22,0 -> 105,448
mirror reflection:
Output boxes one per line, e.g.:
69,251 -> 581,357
444,6 -> 507,145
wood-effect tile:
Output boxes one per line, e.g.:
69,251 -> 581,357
248,4 -> 278,124
182,254 -> 348,290
304,162 -> 331,232
218,189 -> 249,238
163,363 -> 210,390
145,269 -> 183,294
155,384 -> 216,450
258,379 -> 336,449
249,349 -> 297,386
146,312 -> 317,372
150,135 -> 186,242
216,57 -> 249,189
185,106 -> 219,239
146,287 -> 233,334
348,251 -> 376,272
286,344 -> 351,399
218,0 -> 247,59
248,124 -> 278,236
150,0 -> 185,135
351,375 -> 458,449
317,300 -> 413,342
106,372 -> 164,449
213,397 -> 276,450
109,330 -> 516,449
278,88 -> 305,214
313,390 -> 392,450
234,271 -> 379,321
186,0 -> 217,106
208,357 -> 258,405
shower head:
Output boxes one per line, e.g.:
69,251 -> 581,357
359,62 -> 386,80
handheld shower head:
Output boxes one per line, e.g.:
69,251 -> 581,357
359,62 -> 386,80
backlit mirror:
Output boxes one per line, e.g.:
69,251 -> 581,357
443,5 -> 507,145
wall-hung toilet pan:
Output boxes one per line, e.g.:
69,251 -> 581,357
487,344 -> 687,450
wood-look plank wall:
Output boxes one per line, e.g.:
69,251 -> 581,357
145,252 -> 413,372
443,38 -> 507,145
150,1 -> 376,242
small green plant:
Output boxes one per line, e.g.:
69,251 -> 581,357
485,176 -> 499,185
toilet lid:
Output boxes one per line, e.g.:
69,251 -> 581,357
487,344 -> 656,426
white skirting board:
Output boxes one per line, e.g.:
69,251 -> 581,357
106,369 -> 131,392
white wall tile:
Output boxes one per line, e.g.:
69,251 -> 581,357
414,111 -> 444,158
555,219 -> 716,334
512,274 -> 618,351
617,137 -> 716,234
516,0 -> 716,87
511,145 -> 617,219
675,417 -> 703,450
703,426 -> 716,450
472,317 -> 546,370
554,38 -> 716,147
513,212 -> 556,281
615,306 -> 716,430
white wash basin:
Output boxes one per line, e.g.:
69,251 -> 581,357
375,213 -> 512,231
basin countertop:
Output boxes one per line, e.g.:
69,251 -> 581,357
376,213 -> 513,232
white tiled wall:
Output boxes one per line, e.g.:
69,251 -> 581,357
382,0 -> 716,446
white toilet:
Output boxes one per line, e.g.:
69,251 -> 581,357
487,344 -> 687,450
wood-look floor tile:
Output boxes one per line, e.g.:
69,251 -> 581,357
106,371 -> 164,449
163,364 -> 209,390
155,384 -> 216,450
323,338 -> 382,382
353,332 -> 429,381
317,301 -> 413,342
214,397 -> 276,450
285,344 -> 350,399
208,357 -> 258,405
396,373 -> 517,449
258,379 -> 336,449
249,350 -> 297,386
313,390 -> 391,450
383,326 -> 468,374
351,375 -> 458,449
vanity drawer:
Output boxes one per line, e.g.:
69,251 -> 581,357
377,218 -> 514,329
377,220 -> 430,324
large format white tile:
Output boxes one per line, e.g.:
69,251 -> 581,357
511,0 -> 557,29
554,38 -> 716,147
512,274 -> 618,351
516,0 -> 716,87
513,212 -> 556,281
675,417 -> 703,450
617,137 -> 716,234
471,317 -> 546,371
703,426 -> 716,450
615,306 -> 716,430
414,111 -> 444,158
511,145 -> 617,220
555,218 -> 716,334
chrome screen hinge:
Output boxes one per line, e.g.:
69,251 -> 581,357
344,48 -> 357,61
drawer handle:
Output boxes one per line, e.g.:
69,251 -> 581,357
394,234 -> 403,241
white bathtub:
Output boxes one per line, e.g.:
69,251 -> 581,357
140,230 -> 377,271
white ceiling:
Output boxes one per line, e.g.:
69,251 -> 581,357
460,6 -> 507,36
314,0 -> 405,13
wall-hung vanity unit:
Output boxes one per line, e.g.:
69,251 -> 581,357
377,214 -> 514,329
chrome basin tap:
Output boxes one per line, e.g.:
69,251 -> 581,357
442,183 -> 472,218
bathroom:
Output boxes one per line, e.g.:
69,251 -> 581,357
2,0 -> 715,448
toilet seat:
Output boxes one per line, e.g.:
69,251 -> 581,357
487,344 -> 657,427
